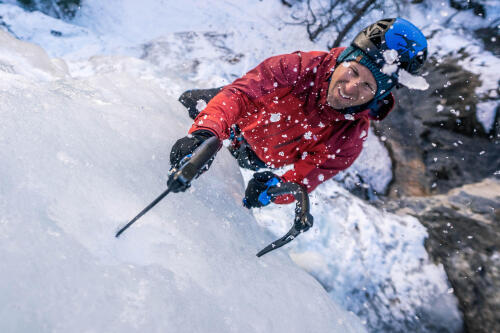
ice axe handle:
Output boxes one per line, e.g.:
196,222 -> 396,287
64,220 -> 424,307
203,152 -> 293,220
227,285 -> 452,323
267,183 -> 310,216
115,136 -> 220,238
186,136 -> 220,177
167,136 -> 220,192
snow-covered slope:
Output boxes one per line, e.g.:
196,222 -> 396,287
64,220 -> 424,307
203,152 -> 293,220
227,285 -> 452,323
0,30 -> 366,332
248,176 -> 463,331
4,0 -> 493,331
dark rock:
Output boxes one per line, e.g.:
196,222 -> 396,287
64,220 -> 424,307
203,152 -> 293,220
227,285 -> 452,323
16,0 -> 81,19
475,26 -> 500,56
449,0 -> 487,18
50,30 -> 62,37
386,178 -> 500,333
372,57 -> 500,197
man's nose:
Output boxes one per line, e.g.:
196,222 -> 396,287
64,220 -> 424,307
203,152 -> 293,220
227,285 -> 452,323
344,80 -> 359,95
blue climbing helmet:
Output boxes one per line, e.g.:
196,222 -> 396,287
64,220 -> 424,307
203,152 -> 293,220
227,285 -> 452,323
335,18 -> 428,113
352,17 -> 428,75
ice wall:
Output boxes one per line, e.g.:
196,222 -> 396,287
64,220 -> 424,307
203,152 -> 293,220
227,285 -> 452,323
0,30 -> 365,332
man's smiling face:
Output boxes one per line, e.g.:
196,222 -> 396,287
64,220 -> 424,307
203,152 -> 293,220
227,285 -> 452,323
327,61 -> 377,110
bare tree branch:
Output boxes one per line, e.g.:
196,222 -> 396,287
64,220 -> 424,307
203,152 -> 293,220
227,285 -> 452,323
330,0 -> 377,48
280,0 -> 404,47
306,0 -> 345,41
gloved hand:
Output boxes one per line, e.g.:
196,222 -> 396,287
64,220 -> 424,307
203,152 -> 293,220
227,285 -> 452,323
168,130 -> 216,192
243,171 -> 282,209
169,130 -> 215,169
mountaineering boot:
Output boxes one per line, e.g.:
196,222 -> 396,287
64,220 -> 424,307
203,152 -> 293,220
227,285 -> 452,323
178,87 -> 224,120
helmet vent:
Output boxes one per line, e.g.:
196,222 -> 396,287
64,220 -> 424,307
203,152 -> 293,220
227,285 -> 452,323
367,27 -> 382,37
351,18 -> 427,74
371,36 -> 383,48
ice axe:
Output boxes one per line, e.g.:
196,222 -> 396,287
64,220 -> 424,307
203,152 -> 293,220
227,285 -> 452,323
115,136 -> 220,238
256,182 -> 313,257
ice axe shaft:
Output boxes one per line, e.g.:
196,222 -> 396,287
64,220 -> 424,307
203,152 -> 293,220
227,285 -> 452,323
115,188 -> 171,238
115,136 -> 220,238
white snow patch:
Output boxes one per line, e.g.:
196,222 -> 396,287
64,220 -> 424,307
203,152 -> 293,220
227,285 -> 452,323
383,49 -> 399,65
398,69 -> 429,90
476,101 -> 498,133
382,63 -> 399,76
336,128 -> 391,194
381,49 -> 399,75
195,99 -> 207,112
270,113 -> 281,122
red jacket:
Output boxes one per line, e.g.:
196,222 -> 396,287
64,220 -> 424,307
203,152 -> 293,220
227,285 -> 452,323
189,47 -> 394,204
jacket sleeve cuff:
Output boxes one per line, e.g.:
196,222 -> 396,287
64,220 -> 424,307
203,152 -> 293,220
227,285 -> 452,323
188,126 -> 220,139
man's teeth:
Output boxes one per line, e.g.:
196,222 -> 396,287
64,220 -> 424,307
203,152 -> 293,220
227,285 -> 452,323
338,87 -> 352,100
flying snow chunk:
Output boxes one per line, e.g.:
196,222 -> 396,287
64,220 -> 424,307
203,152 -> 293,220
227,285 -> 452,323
476,101 -> 498,133
381,49 -> 399,75
383,49 -> 399,64
196,99 -> 207,112
344,114 -> 355,121
382,64 -> 398,76
270,113 -> 281,122
304,131 -> 312,140
398,69 -> 429,90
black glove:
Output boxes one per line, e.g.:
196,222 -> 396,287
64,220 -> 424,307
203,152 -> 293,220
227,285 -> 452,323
169,130 -> 215,169
168,130 -> 216,192
243,171 -> 282,209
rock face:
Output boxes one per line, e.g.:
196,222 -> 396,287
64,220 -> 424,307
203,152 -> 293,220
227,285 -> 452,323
385,178 -> 500,333
15,0 -> 81,19
371,54 -> 500,332
372,57 -> 499,198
